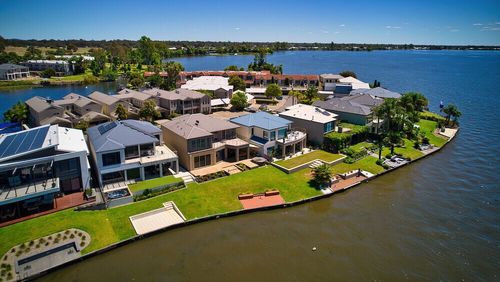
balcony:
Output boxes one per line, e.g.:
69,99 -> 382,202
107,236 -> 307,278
124,145 -> 178,165
276,129 -> 307,145
0,177 -> 60,205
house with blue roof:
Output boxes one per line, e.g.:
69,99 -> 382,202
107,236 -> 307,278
87,120 -> 179,189
230,112 -> 307,158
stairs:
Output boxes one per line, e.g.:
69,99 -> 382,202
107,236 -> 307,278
309,160 -> 323,168
174,171 -> 195,184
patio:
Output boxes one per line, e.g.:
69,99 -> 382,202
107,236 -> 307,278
239,191 -> 285,209
190,159 -> 259,177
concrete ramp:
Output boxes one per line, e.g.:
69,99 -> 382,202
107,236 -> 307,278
129,201 -> 186,235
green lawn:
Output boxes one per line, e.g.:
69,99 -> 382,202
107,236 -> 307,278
330,156 -> 386,175
417,119 -> 448,147
0,166 -> 319,257
274,150 -> 344,169
127,175 -> 183,193
349,141 -> 375,152
380,139 -> 424,160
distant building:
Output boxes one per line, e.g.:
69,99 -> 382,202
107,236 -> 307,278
0,125 -> 91,223
25,96 -> 72,127
87,120 -> 179,188
230,112 -> 307,158
142,88 -> 211,116
320,74 -> 343,91
161,114 -> 249,170
0,63 -> 30,80
279,104 -> 338,145
112,88 -> 165,118
339,76 -> 370,89
350,87 -> 401,99
312,93 -> 383,125
180,76 -> 234,99
21,60 -> 73,76
88,91 -> 130,117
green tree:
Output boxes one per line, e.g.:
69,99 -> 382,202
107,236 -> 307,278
147,73 -> 163,88
228,75 -> 246,91
288,90 -> 304,104
74,119 -> 90,133
304,85 -> 318,104
401,92 -> 428,112
442,104 -> 461,127
265,83 -> 282,100
162,61 -> 184,90
230,91 -> 248,111
224,65 -> 243,71
114,103 -> 128,120
90,49 -> 107,76
139,100 -> 160,122
138,36 -> 160,66
41,68 -> 56,78
66,43 -> 78,53
339,70 -> 357,78
3,102 -> 28,123
374,98 -> 409,156
70,56 -> 87,75
24,46 -> 42,60
101,68 -> 118,81
247,51 -> 283,74
312,164 -> 332,186
128,72 -> 145,89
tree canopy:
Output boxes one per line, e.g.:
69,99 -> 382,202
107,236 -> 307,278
247,51 -> 283,74
114,103 -> 128,120
339,70 -> 357,78
265,83 -> 282,99
139,100 -> 160,122
230,91 -> 248,111
228,75 -> 246,91
442,104 -> 461,126
3,102 -> 28,123
162,61 -> 184,90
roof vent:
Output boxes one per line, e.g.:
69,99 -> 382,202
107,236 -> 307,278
175,90 -> 180,94
195,120 -> 199,126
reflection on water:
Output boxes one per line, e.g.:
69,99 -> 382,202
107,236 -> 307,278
35,50 -> 500,281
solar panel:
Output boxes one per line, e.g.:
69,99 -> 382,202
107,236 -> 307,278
98,122 -> 117,135
0,126 -> 50,159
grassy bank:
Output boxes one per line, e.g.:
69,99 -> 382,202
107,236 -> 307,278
274,150 -> 343,168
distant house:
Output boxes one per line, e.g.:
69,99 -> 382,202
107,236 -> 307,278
350,87 -> 401,99
0,125 -> 91,223
142,88 -> 211,116
180,76 -> 234,99
112,88 -> 165,118
53,93 -> 109,126
279,104 -> 337,145
0,63 -> 30,80
161,114 -> 249,170
88,91 -> 130,117
312,93 -> 383,125
87,120 -> 179,188
21,60 -> 73,76
25,96 -> 72,127
339,76 -> 370,89
320,74 -> 343,91
230,112 -> 307,158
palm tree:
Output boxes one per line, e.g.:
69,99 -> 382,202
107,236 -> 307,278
374,98 -> 409,156
312,164 -> 333,186
288,90 -> 304,105
3,102 -> 28,123
442,104 -> 461,127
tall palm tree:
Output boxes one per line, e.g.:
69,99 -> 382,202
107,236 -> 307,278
443,104 -> 461,127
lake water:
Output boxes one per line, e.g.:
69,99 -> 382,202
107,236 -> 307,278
11,50 -> 500,281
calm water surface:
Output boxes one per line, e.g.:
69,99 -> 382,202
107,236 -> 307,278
18,50 -> 500,281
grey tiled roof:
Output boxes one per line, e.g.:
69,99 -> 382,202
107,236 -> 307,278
87,120 -> 160,153
0,63 -> 29,70
162,113 -> 239,139
143,88 -> 207,101
88,91 -> 120,106
26,96 -> 63,113
313,98 -> 373,116
350,87 -> 401,99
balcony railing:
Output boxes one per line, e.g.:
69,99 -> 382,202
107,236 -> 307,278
276,128 -> 307,145
0,177 -> 60,203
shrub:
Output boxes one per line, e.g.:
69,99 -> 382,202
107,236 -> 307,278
376,159 -> 384,166
343,157 -> 355,164
422,137 -> 430,145
41,68 -> 56,78
83,75 -> 99,85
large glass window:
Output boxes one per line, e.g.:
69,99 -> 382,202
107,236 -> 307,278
102,171 -> 125,184
324,122 -> 334,133
263,131 -> 269,140
270,131 -> 276,141
125,146 -> 139,159
126,168 -> 141,180
102,152 -> 121,166
189,138 -> 211,151
140,143 -> 154,157
194,154 -> 211,168
278,128 -> 287,139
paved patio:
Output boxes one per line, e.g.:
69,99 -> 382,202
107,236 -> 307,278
240,194 -> 285,210
129,202 -> 186,235
190,159 -> 259,177
331,175 -> 367,192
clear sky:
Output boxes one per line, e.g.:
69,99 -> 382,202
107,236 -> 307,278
1,0 -> 499,45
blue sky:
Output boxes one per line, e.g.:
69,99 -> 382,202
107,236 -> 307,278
1,0 -> 499,45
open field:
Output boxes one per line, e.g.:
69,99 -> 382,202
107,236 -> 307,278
4,46 -> 93,56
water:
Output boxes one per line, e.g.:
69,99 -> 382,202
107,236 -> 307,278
23,51 -> 500,281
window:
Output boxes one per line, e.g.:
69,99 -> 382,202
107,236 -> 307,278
140,143 -> 154,157
278,128 -> 287,139
194,154 -> 211,168
102,152 -> 121,166
270,131 -> 276,141
125,146 -> 139,159
263,131 -> 269,140
324,122 -> 334,133
190,138 -> 210,151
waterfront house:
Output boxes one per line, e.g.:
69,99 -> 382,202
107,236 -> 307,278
279,104 -> 338,145
26,96 -> 72,127
180,76 -> 234,99
312,93 -> 383,125
88,91 -> 130,117
53,93 -> 109,126
230,112 -> 307,158
21,60 -> 73,76
0,125 -> 91,223
320,74 -> 344,91
350,87 -> 401,99
87,120 -> 179,188
112,88 -> 166,117
339,76 -> 370,89
0,63 -> 30,80
142,88 -> 211,116
161,114 -> 249,171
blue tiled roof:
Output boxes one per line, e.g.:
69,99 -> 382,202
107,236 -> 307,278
230,112 -> 291,130
87,120 -> 160,153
